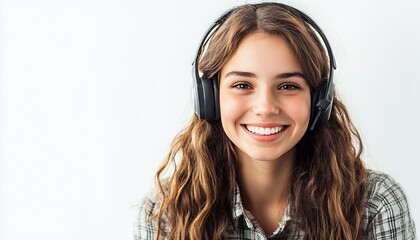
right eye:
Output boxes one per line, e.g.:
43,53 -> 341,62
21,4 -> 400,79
232,82 -> 251,90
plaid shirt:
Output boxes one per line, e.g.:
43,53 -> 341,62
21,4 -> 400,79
134,170 -> 416,239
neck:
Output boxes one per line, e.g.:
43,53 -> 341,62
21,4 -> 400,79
237,147 -> 295,211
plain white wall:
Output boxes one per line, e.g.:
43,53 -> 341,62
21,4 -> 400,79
0,0 -> 418,239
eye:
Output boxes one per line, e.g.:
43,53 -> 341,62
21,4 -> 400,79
278,84 -> 299,90
232,82 -> 252,90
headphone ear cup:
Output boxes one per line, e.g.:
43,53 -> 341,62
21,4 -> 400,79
192,62 -> 205,119
212,75 -> 220,120
193,73 -> 219,121
201,76 -> 216,121
309,79 -> 334,130
310,86 -> 320,125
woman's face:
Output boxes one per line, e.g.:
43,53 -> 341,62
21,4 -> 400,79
219,32 -> 311,163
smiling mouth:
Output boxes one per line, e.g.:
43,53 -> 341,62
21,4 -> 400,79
244,125 -> 286,136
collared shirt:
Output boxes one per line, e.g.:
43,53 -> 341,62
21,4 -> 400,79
134,170 -> 416,239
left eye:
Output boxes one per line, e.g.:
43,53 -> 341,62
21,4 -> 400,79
278,84 -> 299,90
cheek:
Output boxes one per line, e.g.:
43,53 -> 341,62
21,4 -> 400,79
219,93 -> 245,122
284,95 -> 311,125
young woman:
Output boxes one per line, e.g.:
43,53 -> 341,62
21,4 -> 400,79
135,3 -> 416,239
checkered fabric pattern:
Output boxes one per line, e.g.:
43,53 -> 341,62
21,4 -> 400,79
134,170 -> 416,239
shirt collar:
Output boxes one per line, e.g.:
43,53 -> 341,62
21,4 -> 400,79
232,184 -> 245,220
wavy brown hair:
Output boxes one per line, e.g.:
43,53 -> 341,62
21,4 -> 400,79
154,3 -> 367,240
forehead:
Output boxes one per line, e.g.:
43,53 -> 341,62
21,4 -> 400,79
221,32 -> 303,77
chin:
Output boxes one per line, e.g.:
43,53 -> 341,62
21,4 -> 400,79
241,145 -> 297,163
244,150 -> 289,162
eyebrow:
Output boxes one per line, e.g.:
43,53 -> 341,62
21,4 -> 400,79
224,71 -> 306,80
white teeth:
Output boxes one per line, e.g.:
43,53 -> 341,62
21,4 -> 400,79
245,125 -> 284,135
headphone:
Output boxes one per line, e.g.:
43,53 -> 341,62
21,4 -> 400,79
192,2 -> 336,131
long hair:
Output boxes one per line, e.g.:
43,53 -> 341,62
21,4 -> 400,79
154,3 -> 367,240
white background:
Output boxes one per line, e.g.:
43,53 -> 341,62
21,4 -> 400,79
0,0 -> 419,239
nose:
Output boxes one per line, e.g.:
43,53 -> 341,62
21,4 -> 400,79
252,89 -> 280,117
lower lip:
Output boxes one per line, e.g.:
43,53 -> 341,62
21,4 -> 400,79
241,125 -> 286,143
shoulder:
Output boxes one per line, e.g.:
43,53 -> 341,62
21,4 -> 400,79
134,183 -> 169,240
362,169 -> 416,239
365,170 -> 411,214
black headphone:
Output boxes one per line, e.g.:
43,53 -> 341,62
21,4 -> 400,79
192,2 -> 336,131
